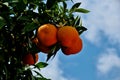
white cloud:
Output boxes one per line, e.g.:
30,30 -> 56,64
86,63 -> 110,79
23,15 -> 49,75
73,0 -> 120,45
32,52 -> 78,80
97,48 -> 120,74
39,54 -> 68,80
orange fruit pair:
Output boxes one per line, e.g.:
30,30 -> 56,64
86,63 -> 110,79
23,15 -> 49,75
57,26 -> 83,55
23,53 -> 38,65
35,24 -> 83,55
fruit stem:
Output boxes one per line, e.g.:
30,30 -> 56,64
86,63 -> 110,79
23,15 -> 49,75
57,19 -> 67,28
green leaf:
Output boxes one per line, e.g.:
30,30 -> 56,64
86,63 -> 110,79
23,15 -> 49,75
35,62 -> 48,68
12,0 -> 26,13
22,22 -> 38,32
46,0 -> 57,9
76,26 -> 87,35
37,78 -> 51,80
80,18 -> 82,26
63,1 -> 67,11
0,16 -> 6,29
23,0 -> 27,4
74,16 -> 80,26
46,44 -> 60,61
70,2 -> 81,11
74,8 -> 90,13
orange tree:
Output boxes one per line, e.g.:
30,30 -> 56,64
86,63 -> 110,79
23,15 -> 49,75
0,0 -> 89,80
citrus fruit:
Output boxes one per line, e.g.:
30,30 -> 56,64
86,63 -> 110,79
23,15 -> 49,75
37,24 -> 57,47
23,53 -> 39,65
61,37 -> 83,55
37,42 -> 51,53
57,26 -> 79,47
32,38 -> 51,53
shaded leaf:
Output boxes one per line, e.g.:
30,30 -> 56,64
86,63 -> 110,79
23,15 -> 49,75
46,43 -> 60,61
46,53 -> 53,62
46,0 -> 57,9
22,22 -> 38,32
37,77 -> 51,80
70,2 -> 81,11
63,1 -> 67,12
76,26 -> 87,35
0,16 -> 6,29
23,0 -> 27,4
74,16 -> 80,26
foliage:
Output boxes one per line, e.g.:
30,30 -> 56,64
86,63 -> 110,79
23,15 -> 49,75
0,0 -> 89,80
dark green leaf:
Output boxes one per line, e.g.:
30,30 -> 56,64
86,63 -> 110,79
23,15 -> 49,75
12,0 -> 26,13
63,1 -> 67,11
70,2 -> 81,11
0,16 -> 6,29
74,8 -> 90,13
46,53 -> 53,62
46,0 -> 57,9
74,16 -> 80,26
17,16 -> 30,21
22,22 -> 38,32
37,77 -> 51,80
35,62 -> 48,68
23,0 -> 27,4
46,43 -> 60,61
76,26 -> 87,35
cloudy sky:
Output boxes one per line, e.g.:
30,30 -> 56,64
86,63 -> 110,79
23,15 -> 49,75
38,0 -> 120,80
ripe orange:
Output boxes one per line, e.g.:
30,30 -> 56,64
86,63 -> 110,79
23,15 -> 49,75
23,53 -> 39,65
57,26 -> 83,55
32,38 -> 50,53
37,24 -> 57,47
37,42 -> 51,53
61,38 -> 83,55
57,26 -> 79,47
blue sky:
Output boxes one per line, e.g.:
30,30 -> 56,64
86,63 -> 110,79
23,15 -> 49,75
37,0 -> 120,80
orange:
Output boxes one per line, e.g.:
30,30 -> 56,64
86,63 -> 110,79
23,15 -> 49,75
37,42 -> 51,53
57,26 -> 79,47
37,24 -> 57,47
23,53 -> 38,65
57,26 -> 83,55
61,37 -> 83,55
32,38 -> 50,53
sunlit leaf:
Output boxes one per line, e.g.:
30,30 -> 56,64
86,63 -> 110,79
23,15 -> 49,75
74,8 -> 90,13
35,62 -> 48,68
